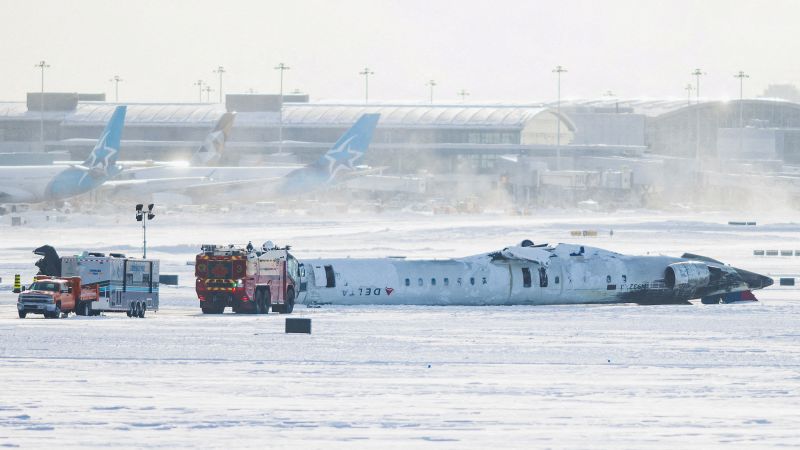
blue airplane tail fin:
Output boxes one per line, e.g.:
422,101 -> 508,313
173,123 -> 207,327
82,105 -> 126,172
311,113 -> 380,177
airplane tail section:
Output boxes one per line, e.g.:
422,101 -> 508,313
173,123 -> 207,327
310,113 -> 380,179
81,105 -> 126,177
274,113 -> 380,195
191,112 -> 236,166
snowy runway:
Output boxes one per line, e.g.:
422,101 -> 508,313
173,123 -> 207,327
1,209 -> 799,448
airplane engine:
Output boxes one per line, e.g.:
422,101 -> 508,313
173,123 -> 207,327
664,261 -> 710,291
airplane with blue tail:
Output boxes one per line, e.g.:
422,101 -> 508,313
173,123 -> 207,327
107,113 -> 381,201
274,113 -> 381,195
0,106 -> 127,203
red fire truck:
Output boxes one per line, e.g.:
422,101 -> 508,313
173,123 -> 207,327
195,243 -> 300,314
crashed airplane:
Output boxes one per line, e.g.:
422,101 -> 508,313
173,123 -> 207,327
298,241 -> 773,306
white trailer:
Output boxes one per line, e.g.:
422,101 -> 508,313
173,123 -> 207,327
61,253 -> 160,317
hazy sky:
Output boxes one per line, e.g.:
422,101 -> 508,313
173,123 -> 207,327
2,0 -> 799,104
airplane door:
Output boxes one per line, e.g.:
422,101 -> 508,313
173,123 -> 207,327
312,265 -> 328,287
535,264 -> 564,304
508,263 -> 541,304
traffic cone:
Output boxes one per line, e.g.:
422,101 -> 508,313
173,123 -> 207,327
13,274 -> 21,293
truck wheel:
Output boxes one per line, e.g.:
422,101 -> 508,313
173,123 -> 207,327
139,303 -> 146,318
52,304 -> 62,319
280,288 -> 295,314
264,287 -> 272,314
254,290 -> 264,314
18,311 -> 26,319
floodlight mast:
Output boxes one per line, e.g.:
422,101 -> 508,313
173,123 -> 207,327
213,66 -> 226,103
35,60 -> 50,150
359,67 -> 374,104
691,68 -> 705,163
552,65 -> 568,170
735,70 -> 750,157
274,63 -> 291,154
135,204 -> 155,258
193,80 -> 204,102
109,75 -> 123,102
426,79 -> 437,104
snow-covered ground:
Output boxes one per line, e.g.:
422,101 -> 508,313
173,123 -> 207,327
1,208 -> 799,448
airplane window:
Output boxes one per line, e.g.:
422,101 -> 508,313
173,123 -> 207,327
522,268 -> 532,288
622,275 -> 627,283
405,278 -> 410,287
470,277 -> 475,286
606,275 -> 612,283
539,268 -> 548,287
457,278 -> 462,286
555,276 -> 560,284
418,278 -> 423,286
482,277 -> 487,284
431,278 -> 436,286
444,277 -> 449,286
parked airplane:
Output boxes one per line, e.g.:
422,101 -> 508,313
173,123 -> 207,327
106,113 -> 381,199
296,241 -> 773,306
0,106 -> 127,204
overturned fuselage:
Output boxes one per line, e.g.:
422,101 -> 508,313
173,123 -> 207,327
297,242 -> 773,306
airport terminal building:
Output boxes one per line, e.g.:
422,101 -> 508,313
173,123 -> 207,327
3,92 -> 800,206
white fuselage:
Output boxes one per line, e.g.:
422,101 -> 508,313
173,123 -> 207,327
297,244 -> 753,306
0,166 -> 68,203
125,165 -> 301,183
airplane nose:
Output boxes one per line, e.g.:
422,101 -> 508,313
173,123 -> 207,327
735,268 -> 774,289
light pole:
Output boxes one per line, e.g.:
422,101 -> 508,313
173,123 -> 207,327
691,68 -> 704,162
135,204 -> 155,259
274,63 -> 290,98
457,89 -> 470,102
684,83 -> 694,106
734,70 -> 749,128
213,65 -> 226,103
735,70 -> 750,157
426,79 -> 437,104
692,68 -> 704,104
203,85 -> 214,103
109,75 -> 123,102
552,65 -> 568,170
359,67 -> 374,104
193,80 -> 204,102
274,63 -> 291,153
34,60 -> 50,150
